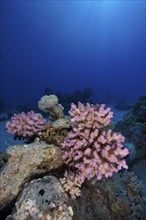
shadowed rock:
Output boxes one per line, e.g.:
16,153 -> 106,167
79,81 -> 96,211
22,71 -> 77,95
0,142 -> 62,211
11,176 -> 72,220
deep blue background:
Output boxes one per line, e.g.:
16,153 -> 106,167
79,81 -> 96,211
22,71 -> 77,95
1,0 -> 145,110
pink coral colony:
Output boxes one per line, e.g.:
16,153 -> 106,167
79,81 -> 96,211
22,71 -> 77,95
5,101 -> 129,198
6,111 -> 46,138
61,102 -> 129,185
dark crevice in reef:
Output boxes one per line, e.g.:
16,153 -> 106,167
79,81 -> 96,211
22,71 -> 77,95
0,201 -> 15,220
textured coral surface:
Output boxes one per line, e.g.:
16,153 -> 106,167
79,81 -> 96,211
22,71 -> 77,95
61,102 -> 129,184
5,111 -> 46,138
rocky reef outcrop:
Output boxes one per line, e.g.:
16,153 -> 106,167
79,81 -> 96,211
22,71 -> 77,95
7,176 -> 73,220
0,142 -> 62,211
115,95 -> 146,148
1,95 -> 146,220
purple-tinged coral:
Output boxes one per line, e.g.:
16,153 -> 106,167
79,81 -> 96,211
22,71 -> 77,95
61,102 -> 129,184
5,111 -> 46,138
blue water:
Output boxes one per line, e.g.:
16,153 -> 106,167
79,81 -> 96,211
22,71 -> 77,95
0,0 -> 145,111
0,2 -> 146,218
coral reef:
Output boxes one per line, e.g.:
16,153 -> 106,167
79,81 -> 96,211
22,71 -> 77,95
38,95 -> 64,120
2,169 -> 145,220
131,123 -> 146,149
38,95 -> 58,112
115,96 -> 146,148
82,171 -> 145,220
1,95 -> 146,220
122,171 -> 145,219
0,151 -> 10,170
38,118 -> 71,146
11,176 -> 68,220
0,142 -> 62,211
37,203 -> 73,220
61,102 -> 129,184
44,87 -> 93,113
60,171 -> 81,199
5,111 -> 46,139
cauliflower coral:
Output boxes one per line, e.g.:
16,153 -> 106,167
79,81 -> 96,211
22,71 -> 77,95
5,111 -> 46,138
38,95 -> 58,112
38,95 -> 64,120
61,102 -> 129,184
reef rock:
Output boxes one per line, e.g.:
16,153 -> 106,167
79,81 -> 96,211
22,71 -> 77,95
0,151 -> 10,170
10,176 -> 73,220
72,172 -> 146,220
2,171 -> 146,220
0,142 -> 62,211
52,117 -> 71,130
